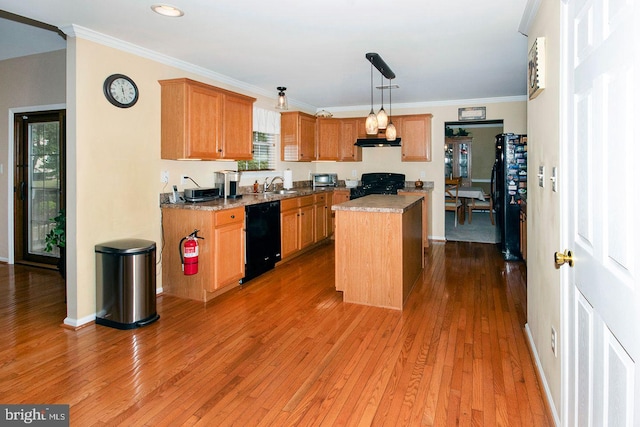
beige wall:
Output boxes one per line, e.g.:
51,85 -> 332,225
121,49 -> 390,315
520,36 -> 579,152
526,0 -> 562,421
64,35 -> 324,325
0,50 -> 66,261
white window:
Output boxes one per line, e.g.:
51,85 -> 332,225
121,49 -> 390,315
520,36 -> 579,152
237,132 -> 277,171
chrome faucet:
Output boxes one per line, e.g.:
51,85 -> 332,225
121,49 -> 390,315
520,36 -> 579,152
264,176 -> 284,192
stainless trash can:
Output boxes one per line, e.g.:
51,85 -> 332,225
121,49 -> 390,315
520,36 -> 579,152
95,239 -> 159,329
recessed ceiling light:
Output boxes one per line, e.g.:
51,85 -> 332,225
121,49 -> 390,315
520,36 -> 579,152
151,4 -> 184,17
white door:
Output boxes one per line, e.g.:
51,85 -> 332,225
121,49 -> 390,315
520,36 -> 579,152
563,0 -> 640,425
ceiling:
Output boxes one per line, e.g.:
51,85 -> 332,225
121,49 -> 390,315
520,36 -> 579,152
0,0 -> 530,111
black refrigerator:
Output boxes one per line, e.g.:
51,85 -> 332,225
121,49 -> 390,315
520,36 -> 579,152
491,133 -> 527,261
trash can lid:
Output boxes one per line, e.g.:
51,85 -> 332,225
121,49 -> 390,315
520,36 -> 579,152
95,239 -> 156,254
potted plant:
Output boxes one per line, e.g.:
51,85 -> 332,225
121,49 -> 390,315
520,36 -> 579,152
44,209 -> 66,278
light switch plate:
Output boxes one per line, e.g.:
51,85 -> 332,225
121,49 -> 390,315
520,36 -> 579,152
551,167 -> 558,192
538,165 -> 545,187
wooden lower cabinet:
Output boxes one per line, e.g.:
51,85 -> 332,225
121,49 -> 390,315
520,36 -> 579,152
211,208 -> 245,291
331,189 -> 351,234
398,191 -> 429,250
281,195 -> 318,260
314,192 -> 331,241
161,207 -> 244,302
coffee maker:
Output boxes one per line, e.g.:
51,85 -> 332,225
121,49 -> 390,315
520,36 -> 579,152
214,170 -> 242,199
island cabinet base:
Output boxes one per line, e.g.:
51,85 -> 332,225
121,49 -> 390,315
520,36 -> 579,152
334,199 -> 423,310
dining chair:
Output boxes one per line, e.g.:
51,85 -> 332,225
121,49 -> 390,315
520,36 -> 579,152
467,192 -> 495,225
444,177 -> 463,227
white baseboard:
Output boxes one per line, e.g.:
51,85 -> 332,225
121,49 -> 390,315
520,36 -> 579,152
525,323 -> 560,426
64,313 -> 96,328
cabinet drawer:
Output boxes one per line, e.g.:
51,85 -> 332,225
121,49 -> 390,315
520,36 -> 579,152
314,193 -> 327,204
299,195 -> 314,207
214,207 -> 244,226
281,197 -> 299,211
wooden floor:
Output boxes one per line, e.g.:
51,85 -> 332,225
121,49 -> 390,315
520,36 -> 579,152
0,241 -> 552,426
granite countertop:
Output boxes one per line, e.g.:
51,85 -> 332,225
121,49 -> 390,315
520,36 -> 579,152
160,187 -> 329,211
331,194 -> 423,214
160,182 -> 433,212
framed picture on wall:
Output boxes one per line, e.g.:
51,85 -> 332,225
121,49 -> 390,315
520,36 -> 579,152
528,37 -> 545,100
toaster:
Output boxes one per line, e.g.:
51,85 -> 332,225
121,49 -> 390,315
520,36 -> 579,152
184,187 -> 220,202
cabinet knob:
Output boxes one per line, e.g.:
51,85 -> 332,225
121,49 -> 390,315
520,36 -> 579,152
230,215 -> 235,219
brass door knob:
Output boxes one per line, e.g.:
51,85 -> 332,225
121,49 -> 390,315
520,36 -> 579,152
554,250 -> 574,267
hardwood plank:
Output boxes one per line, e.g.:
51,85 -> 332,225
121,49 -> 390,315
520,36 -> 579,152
0,241 -> 553,426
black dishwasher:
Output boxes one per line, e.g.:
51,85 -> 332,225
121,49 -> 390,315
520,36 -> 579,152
241,200 -> 281,284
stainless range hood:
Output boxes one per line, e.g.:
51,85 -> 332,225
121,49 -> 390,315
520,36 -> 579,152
354,138 -> 401,147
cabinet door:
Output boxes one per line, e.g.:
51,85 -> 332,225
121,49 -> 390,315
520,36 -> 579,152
314,196 -> 328,242
299,114 -> 317,161
332,190 -> 351,205
212,221 -> 244,291
325,192 -> 333,237
188,84 -> 223,159
222,94 -> 253,160
299,204 -> 315,249
281,208 -> 299,259
401,114 -> 432,162
339,119 -> 361,161
281,112 -> 317,162
317,119 -> 340,160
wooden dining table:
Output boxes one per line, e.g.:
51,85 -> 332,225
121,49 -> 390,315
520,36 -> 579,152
456,186 -> 486,223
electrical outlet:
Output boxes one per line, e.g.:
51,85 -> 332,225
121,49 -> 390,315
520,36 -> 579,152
538,165 -> 545,188
181,175 -> 188,185
161,170 -> 169,183
420,171 -> 426,179
352,169 -> 357,177
551,167 -> 558,192
551,326 -> 557,357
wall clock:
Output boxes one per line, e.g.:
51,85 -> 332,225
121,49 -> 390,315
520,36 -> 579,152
103,74 -> 139,108
528,37 -> 545,100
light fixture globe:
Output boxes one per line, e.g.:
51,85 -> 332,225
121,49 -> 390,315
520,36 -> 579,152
276,86 -> 288,110
376,108 -> 388,130
376,74 -> 388,129
385,78 -> 395,141
385,122 -> 397,141
366,110 -> 378,135
365,61 -> 378,135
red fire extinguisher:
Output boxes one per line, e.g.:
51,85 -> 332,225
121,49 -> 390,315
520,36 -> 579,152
179,229 -> 204,275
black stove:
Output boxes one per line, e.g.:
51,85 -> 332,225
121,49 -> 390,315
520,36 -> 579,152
349,172 -> 406,200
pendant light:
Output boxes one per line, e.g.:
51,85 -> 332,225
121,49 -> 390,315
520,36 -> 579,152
276,86 -> 288,110
365,62 -> 378,135
376,73 -> 388,130
385,82 -> 397,141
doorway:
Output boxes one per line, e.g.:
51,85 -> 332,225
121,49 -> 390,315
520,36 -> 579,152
444,120 -> 502,243
13,110 -> 66,267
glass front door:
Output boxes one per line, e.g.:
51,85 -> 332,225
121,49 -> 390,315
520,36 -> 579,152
14,111 -> 66,265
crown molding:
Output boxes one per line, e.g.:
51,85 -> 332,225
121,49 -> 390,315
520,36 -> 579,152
325,95 -> 527,114
518,0 -> 542,36
59,24 -> 316,111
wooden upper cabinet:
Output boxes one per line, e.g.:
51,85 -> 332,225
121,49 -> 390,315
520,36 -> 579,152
159,78 -> 255,160
338,118 -> 362,162
281,111 -> 317,161
221,93 -> 254,160
399,114 -> 432,162
314,117 -> 362,162
316,118 -> 340,160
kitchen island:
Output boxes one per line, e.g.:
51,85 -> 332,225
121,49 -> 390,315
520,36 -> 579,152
332,194 -> 424,310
